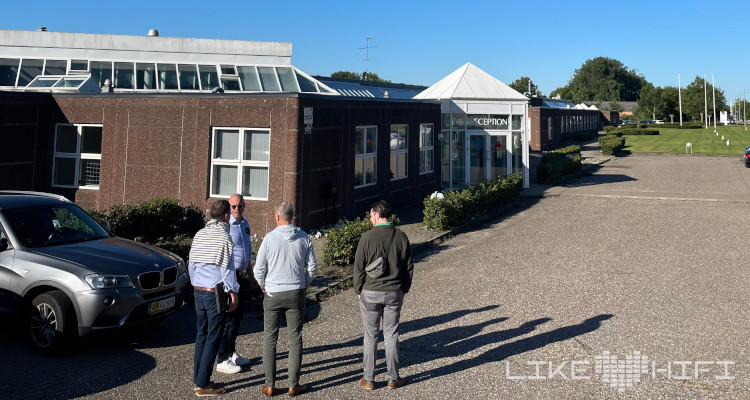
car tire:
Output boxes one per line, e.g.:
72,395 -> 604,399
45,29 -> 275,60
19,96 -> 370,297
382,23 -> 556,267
28,291 -> 76,356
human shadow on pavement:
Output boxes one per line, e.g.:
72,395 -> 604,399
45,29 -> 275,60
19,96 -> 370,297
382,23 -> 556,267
280,305 -> 510,392
404,313 -> 614,384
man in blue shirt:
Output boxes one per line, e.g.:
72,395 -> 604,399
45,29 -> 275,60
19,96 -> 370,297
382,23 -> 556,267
216,193 -> 252,374
189,199 -> 239,396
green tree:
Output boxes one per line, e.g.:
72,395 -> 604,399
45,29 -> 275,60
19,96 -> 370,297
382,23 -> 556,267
509,76 -> 540,96
330,70 -> 391,83
331,71 -> 361,80
560,57 -> 646,103
681,76 -> 727,122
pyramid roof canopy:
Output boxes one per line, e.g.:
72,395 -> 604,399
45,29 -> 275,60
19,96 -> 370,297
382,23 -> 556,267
414,63 -> 529,101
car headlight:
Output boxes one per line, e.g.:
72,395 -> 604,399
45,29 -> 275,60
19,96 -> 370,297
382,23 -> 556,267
85,274 -> 134,289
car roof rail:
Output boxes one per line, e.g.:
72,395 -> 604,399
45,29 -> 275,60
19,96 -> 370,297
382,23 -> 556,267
0,191 -> 71,203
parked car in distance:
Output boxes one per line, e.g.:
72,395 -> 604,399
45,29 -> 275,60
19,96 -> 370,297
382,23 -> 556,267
0,191 -> 190,355
653,120 -> 664,124
620,120 -> 636,125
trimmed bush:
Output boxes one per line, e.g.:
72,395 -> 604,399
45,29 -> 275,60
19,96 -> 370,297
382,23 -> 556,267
537,152 -> 583,184
663,122 -> 703,129
422,174 -> 523,230
599,136 -> 625,155
554,144 -> 581,156
603,126 -> 617,133
106,198 -> 203,243
606,130 -> 623,137
322,213 -> 400,267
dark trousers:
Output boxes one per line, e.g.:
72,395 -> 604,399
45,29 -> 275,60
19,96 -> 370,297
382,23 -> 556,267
194,289 -> 226,388
263,289 -> 306,388
218,278 -> 244,362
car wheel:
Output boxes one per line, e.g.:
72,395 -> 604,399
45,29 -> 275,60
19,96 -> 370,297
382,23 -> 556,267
28,291 -> 76,356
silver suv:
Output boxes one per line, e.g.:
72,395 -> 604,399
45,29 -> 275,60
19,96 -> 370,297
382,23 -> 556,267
0,191 -> 189,355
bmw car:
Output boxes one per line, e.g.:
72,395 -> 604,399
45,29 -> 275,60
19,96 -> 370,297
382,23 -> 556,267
0,191 -> 190,355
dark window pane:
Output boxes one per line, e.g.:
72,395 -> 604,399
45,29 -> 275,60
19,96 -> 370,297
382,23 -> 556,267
258,67 -> 280,91
90,61 -> 112,88
54,157 -> 76,186
157,64 -> 178,89
277,67 -> 298,92
221,78 -> 240,91
81,126 -> 102,154
0,58 -> 19,86
114,62 -> 134,89
56,125 -> 78,153
44,60 -> 67,75
70,59 -> 88,71
178,64 -> 199,90
136,63 -> 156,89
18,59 -> 44,86
296,71 -> 317,92
199,65 -> 219,91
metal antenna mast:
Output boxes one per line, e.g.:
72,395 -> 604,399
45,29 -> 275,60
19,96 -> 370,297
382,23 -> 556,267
360,37 -> 376,80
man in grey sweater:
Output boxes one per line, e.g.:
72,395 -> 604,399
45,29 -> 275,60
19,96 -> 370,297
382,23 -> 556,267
253,201 -> 316,397
353,200 -> 414,390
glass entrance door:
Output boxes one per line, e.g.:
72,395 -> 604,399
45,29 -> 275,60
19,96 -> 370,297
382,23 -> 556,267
490,135 -> 508,179
469,134 -> 486,185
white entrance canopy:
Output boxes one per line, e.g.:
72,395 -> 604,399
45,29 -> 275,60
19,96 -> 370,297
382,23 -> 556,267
414,63 -> 529,101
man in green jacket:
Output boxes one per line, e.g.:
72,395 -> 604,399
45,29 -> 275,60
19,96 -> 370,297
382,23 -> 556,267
353,200 -> 414,390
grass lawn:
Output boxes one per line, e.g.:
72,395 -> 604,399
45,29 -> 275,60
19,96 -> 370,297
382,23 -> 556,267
621,124 -> 750,155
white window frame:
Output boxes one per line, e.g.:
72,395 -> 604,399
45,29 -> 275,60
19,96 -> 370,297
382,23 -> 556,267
419,123 -> 434,175
51,123 -> 102,190
354,125 -> 377,188
390,124 -> 408,181
209,127 -> 270,200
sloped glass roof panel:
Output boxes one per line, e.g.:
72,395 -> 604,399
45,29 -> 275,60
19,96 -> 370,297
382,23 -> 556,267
296,71 -> 318,92
258,67 -> 280,91
27,76 -> 59,87
277,67 -> 299,92
53,77 -> 86,87
237,66 -> 261,92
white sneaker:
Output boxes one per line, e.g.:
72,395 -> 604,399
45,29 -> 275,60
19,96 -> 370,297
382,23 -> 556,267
231,352 -> 251,366
216,359 -> 241,374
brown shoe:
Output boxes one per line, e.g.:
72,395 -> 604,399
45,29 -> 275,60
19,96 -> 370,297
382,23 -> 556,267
261,386 -> 275,396
194,381 -> 223,392
387,378 -> 406,389
358,378 -> 374,390
194,386 -> 226,396
288,384 -> 307,397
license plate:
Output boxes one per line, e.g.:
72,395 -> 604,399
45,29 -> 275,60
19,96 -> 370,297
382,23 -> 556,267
148,297 -> 175,314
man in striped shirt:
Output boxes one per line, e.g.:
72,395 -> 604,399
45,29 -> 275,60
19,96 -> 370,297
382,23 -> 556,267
189,199 -> 239,397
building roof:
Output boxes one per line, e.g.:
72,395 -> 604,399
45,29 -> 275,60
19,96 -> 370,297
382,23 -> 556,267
314,76 -> 425,99
413,63 -> 528,101
583,100 -> 637,112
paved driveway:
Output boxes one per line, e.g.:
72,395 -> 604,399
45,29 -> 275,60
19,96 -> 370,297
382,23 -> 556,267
1,154 -> 748,399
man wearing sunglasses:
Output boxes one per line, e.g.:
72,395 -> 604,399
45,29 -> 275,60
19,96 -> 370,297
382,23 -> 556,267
216,193 -> 253,374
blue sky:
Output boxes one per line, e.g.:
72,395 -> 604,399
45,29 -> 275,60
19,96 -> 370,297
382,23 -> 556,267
2,1 -> 747,100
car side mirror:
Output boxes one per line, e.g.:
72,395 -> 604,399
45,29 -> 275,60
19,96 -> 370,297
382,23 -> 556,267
0,237 -> 8,252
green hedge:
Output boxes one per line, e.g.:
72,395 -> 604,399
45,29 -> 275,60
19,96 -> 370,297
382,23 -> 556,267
603,126 -> 617,133
554,144 -> 581,156
619,128 -> 659,135
105,198 -> 204,243
537,152 -> 583,184
422,174 -> 523,230
663,122 -> 703,129
599,136 -> 625,155
322,213 -> 400,267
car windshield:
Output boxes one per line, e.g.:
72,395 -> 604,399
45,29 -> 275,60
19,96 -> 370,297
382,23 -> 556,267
3,203 -> 109,248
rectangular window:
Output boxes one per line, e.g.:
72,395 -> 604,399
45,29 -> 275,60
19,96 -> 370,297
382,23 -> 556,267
178,64 -> 199,90
199,65 -> 220,91
354,126 -> 377,187
43,60 -> 67,76
210,128 -> 270,200
157,64 -> 178,90
0,58 -> 20,86
390,125 -> 408,180
89,61 -> 112,88
237,66 -> 261,91
136,63 -> 157,89
547,117 -> 553,140
18,59 -> 44,86
52,124 -> 102,189
419,123 -> 434,174
114,62 -> 134,89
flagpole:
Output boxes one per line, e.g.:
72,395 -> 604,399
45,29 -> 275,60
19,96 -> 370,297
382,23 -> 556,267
678,74 -> 683,126
703,75 -> 708,129
711,75 -> 717,131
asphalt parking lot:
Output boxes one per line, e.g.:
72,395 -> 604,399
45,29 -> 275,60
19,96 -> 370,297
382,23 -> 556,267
1,153 -> 749,399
